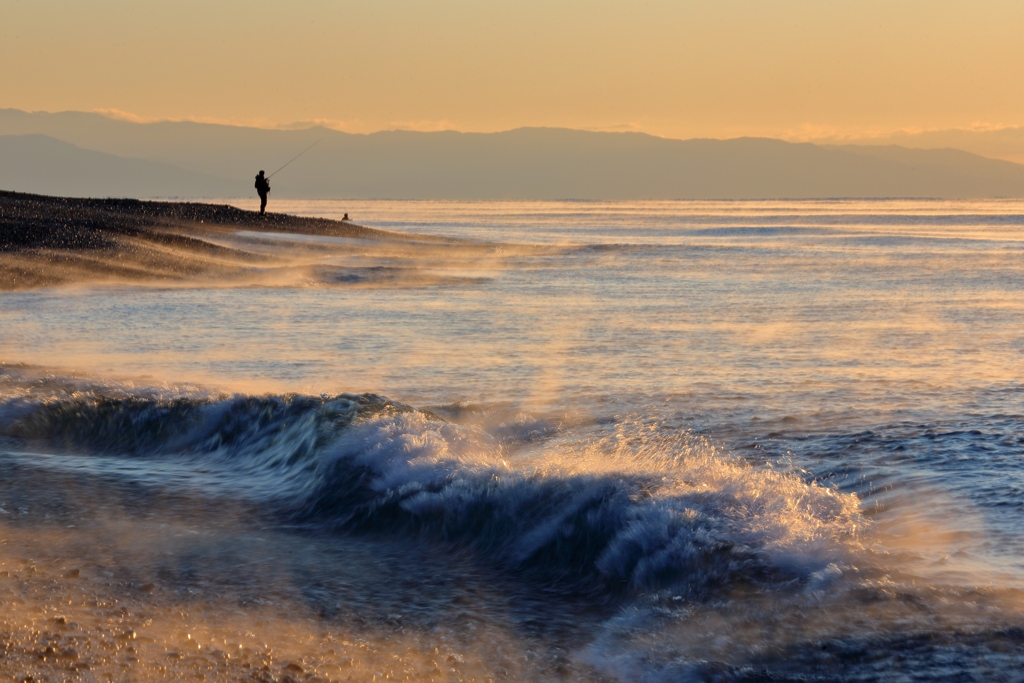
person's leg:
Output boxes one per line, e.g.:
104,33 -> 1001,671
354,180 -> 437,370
260,194 -> 267,214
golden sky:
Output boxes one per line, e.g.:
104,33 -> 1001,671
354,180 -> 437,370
3,0 -> 1023,140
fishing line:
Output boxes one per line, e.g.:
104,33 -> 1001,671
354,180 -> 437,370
267,139 -> 323,179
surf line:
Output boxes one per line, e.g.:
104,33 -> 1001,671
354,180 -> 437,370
267,139 -> 323,179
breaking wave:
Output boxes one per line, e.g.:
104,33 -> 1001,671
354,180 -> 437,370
0,386 -> 863,602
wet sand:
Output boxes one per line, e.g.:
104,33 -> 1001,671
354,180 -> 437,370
0,191 -> 423,290
0,451 -> 603,683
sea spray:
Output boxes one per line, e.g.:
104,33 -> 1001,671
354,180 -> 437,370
1,383 -> 864,602
299,411 -> 862,598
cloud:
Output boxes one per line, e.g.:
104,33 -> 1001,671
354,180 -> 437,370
783,121 -> 1024,144
88,109 -> 353,132
89,108 -> 162,124
582,122 -> 648,134
380,119 -> 459,133
276,119 -> 353,131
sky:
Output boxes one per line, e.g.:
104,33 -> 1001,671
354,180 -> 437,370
3,0 -> 1024,141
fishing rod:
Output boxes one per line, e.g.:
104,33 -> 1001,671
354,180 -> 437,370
267,138 -> 323,179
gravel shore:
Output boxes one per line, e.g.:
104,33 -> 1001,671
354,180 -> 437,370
0,191 -> 400,289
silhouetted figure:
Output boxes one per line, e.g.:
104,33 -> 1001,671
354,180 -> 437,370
342,213 -> 350,221
255,170 -> 270,215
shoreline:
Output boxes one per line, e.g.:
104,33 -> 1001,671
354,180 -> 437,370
0,190 -> 442,290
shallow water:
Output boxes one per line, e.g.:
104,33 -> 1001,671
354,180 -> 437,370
1,198 -> 1023,681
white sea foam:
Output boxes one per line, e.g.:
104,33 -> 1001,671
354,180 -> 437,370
0,378 -> 863,600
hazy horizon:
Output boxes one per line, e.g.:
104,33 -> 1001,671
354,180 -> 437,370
7,107 -> 1024,163
6,109 -> 1024,200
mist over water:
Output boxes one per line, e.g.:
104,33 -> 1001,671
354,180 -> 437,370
1,199 -> 1023,681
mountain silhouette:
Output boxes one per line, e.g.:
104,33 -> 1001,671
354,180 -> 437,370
2,110 -> 1024,199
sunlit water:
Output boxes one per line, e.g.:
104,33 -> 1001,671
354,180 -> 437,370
1,199 -> 1023,681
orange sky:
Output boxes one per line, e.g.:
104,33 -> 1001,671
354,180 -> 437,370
3,1 -> 1023,140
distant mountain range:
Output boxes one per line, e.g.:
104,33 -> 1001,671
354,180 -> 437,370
3,109 -> 1024,199
817,126 -> 1024,166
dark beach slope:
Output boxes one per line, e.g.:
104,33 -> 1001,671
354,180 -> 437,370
0,190 -> 410,290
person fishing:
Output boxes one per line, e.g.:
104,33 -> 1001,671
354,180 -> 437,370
255,139 -> 322,216
254,170 -> 270,215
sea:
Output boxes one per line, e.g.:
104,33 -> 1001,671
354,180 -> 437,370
1,198 -> 1023,681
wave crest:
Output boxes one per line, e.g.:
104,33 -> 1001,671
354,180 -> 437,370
301,411 -> 862,598
0,385 -> 863,600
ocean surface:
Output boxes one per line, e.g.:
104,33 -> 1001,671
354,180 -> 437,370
1,198 -> 1023,681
